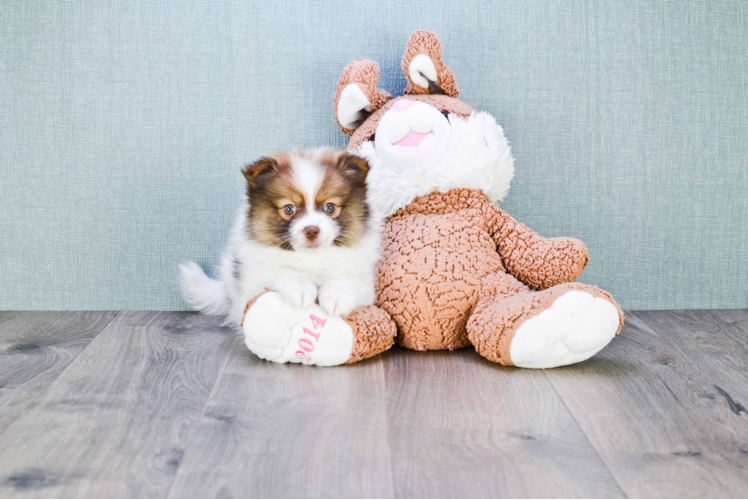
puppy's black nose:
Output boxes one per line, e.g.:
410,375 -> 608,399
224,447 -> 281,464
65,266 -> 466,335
303,226 -> 320,241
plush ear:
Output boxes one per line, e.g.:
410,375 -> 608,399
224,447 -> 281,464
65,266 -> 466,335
401,30 -> 459,98
336,153 -> 370,183
242,157 -> 278,188
334,59 -> 392,136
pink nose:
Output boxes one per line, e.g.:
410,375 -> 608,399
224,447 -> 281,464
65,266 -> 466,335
392,99 -> 416,112
303,226 -> 320,241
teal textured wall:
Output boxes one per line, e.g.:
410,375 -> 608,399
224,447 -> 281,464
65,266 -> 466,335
1,1 -> 746,310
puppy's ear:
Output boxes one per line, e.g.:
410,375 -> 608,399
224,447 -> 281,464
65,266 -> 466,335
337,153 -> 370,183
242,157 -> 278,187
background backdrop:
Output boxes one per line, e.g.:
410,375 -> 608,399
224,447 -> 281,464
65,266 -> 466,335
1,0 -> 746,310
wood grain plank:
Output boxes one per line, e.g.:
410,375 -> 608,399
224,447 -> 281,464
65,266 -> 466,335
168,345 -> 394,499
383,346 -> 623,498
0,311 -> 117,435
709,309 -> 748,351
545,310 -> 748,498
0,311 -> 235,498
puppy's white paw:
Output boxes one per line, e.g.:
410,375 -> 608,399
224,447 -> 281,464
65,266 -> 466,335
272,274 -> 317,309
318,280 -> 358,317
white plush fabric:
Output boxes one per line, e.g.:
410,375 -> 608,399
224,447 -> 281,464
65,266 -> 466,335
408,53 -> 438,88
509,291 -> 620,368
374,100 -> 450,147
337,84 -> 372,130
356,108 -> 515,219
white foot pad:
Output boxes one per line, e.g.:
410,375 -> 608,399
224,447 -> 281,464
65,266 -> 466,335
243,292 -> 354,366
509,291 -> 619,369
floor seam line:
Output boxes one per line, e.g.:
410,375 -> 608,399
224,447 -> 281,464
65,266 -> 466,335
163,330 -> 238,499
542,368 -> 629,499
379,353 -> 398,499
198,334 -> 238,419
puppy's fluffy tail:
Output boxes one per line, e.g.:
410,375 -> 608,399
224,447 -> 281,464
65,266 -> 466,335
179,261 -> 230,316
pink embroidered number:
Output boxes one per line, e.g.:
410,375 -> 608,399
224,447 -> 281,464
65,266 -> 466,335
298,338 -> 314,352
310,314 -> 327,330
295,313 -> 327,363
302,327 -> 320,341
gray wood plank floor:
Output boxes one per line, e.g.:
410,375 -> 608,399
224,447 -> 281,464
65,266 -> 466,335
0,310 -> 747,498
0,312 -> 117,436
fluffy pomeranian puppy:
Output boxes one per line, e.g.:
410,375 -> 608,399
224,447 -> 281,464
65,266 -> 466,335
179,149 -> 379,327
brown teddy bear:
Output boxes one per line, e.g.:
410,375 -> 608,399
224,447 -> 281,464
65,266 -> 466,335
241,30 -> 623,368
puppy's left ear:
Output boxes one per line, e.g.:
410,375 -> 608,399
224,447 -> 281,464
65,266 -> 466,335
242,157 -> 278,188
337,153 -> 370,183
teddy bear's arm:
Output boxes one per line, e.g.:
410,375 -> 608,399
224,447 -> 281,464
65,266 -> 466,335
485,204 -> 590,290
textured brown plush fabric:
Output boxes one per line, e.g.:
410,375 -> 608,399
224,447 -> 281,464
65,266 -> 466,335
401,30 -> 459,98
376,189 -> 507,350
343,305 -> 397,364
374,188 -> 618,352
487,207 -> 591,290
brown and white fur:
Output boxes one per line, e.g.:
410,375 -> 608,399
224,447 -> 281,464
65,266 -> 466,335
179,149 -> 379,327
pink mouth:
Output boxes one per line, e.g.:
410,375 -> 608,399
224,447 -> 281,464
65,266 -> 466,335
394,131 -> 430,147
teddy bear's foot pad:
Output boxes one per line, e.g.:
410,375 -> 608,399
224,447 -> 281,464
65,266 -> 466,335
243,292 -> 354,366
509,290 -> 619,369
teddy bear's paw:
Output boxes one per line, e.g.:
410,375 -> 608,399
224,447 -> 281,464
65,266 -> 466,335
509,290 -> 620,369
243,292 -> 354,366
242,292 -> 300,361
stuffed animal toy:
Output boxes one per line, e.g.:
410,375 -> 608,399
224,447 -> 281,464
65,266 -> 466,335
242,30 -> 624,367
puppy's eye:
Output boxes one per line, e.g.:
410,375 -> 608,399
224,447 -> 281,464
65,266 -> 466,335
324,203 -> 336,214
283,204 -> 296,216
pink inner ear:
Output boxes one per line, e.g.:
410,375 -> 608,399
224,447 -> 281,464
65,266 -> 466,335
394,131 -> 429,147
